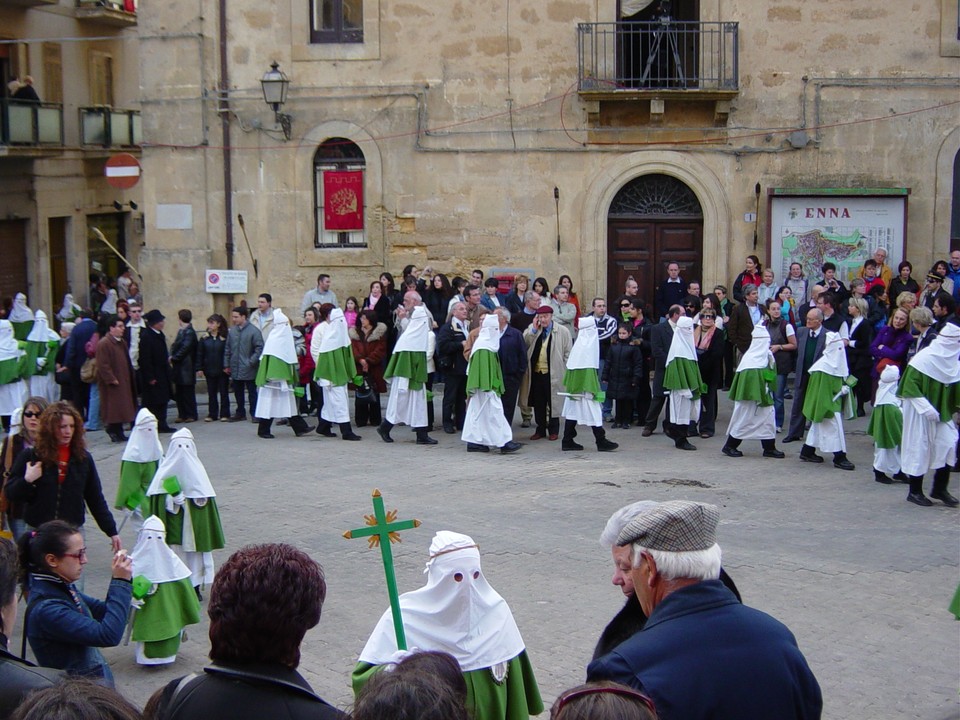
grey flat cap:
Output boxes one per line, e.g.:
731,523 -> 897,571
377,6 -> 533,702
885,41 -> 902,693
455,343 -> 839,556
616,500 -> 720,551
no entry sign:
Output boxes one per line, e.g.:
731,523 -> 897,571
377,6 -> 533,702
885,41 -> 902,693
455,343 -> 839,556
104,153 -> 141,189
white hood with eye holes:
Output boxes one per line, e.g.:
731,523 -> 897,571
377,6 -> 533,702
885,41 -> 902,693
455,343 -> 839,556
358,531 -> 526,671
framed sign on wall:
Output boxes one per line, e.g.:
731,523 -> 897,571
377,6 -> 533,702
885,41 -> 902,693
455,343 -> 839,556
766,188 -> 909,292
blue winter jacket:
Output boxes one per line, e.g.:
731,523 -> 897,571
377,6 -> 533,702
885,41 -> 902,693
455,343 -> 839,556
26,573 -> 132,686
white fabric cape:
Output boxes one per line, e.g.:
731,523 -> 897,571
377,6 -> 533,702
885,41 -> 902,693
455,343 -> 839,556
471,314 -> 500,356
320,385 -> 350,422
808,331 -> 848,377
359,531 -> 526,672
0,320 -> 21,361
566,317 -> 599,370
318,308 -> 350,354
874,365 -> 901,409
123,409 -> 164,463
100,290 -> 118,315
394,305 -> 430,353
260,309 -> 297,364
8,294 -> 32,323
255,381 -> 298,419
131,515 -> 192,584
462,390 -> 513,446
907,324 -> 960,384
805,413 -> 847,453
147,429 -> 216,499
26,310 -> 57,343
58,294 -> 80,321
666,316 -> 696,365
737,323 -> 772,372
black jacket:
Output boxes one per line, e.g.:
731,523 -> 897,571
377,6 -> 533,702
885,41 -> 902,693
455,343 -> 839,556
197,334 -> 227,378
498,326 -> 528,378
170,324 -> 198,385
602,342 -> 643,399
6,448 -> 118,538
155,663 -> 347,720
139,327 -> 172,406
437,321 -> 468,376
846,318 -> 875,377
0,644 -> 62,717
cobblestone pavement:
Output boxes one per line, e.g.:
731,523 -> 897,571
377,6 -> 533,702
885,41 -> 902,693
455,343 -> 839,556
9,390 -> 959,719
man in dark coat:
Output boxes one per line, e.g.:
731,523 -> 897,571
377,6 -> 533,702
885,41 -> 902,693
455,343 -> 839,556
494,308 -> 528,426
224,306 -> 264,422
654,262 -> 688,319
438,301 -> 469,433
783,308 -> 827,443
139,309 -> 174,432
640,305 -> 681,437
587,501 -> 822,720
95,316 -> 137,442
64,310 -> 98,421
170,309 -> 199,423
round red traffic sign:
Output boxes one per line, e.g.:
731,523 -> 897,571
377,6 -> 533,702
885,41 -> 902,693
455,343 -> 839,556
104,153 -> 141,189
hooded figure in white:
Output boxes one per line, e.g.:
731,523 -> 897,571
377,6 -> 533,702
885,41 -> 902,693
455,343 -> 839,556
129,515 -> 201,665
559,317 -> 618,452
802,331 -> 852,458
117,408 -> 165,515
462,313 -> 514,450
897,323 -> 960,506
8,293 -> 33,341
354,531 -> 543,719
726,324 -> 776,442
146,428 -> 225,587
0,320 -> 26,416
314,307 -> 361,440
868,364 -> 902,481
25,310 -> 60,402
254,309 -> 299,420
57,293 -> 81,323
380,305 -> 435,443
664,315 -> 701,426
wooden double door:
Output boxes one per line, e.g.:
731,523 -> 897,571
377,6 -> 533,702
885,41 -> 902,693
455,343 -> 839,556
607,219 -> 703,313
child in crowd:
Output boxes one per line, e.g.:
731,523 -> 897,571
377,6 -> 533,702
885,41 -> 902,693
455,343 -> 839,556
602,323 -> 643,429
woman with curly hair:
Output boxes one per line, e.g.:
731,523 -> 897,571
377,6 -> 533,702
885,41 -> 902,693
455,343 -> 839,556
5,402 -> 120,558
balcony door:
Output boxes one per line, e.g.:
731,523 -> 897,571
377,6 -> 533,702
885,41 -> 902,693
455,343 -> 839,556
617,0 -> 700,88
606,174 -> 703,312
0,220 -> 28,305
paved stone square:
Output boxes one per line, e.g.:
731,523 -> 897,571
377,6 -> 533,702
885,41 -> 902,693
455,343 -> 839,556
10,390 -> 960,719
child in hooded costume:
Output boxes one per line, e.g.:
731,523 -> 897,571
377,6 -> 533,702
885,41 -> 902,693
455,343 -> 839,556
0,320 -> 26,421
117,409 -> 164,519
353,531 -> 544,720
146,428 -> 225,590
314,307 -> 362,440
462,314 -> 522,454
662,315 -> 704,451
868,364 -> 904,485
130,514 -> 201,664
561,317 -> 618,452
254,309 -> 314,439
24,310 -> 60,403
8,293 -> 34,341
897,323 -> 960,507
722,324 -> 785,458
378,305 -> 436,445
800,331 -> 857,470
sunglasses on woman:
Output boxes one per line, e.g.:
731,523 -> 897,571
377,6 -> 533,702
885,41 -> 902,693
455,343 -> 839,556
23,411 -> 42,418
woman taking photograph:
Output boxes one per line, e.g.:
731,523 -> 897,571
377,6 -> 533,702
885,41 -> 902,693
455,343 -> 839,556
1,397 -> 48,541
6,402 -> 120,559
17,519 -> 131,686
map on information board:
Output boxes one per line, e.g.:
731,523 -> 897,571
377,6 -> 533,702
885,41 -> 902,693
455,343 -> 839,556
768,193 -> 907,287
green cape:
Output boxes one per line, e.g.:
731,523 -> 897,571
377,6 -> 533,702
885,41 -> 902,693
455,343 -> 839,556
467,349 -> 505,396
11,321 -> 33,342
19,341 -> 38,379
116,460 -> 159,513
28,340 -> 59,376
866,404 -> 902,449
255,354 -> 297,387
663,357 -> 705,396
0,356 -> 21,385
147,495 -> 226,552
897,366 -> 960,423
563,367 -> 602,395
728,366 -> 775,407
384,350 -> 427,391
314,345 -> 357,386
131,576 -> 201,646
802,372 -> 856,422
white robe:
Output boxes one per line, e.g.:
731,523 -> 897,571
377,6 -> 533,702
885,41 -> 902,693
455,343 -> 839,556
254,380 -> 298,419
874,447 -> 901,476
727,400 -> 776,441
667,390 -> 700,425
320,384 -> 350,423
900,397 -> 959,476
29,374 -> 58,404
562,396 -> 603,427
385,376 -> 428,427
804,412 -> 846,454
0,381 -> 26,416
462,391 -> 513,446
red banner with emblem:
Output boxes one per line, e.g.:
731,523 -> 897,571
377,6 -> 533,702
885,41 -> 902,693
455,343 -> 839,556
323,171 -> 364,231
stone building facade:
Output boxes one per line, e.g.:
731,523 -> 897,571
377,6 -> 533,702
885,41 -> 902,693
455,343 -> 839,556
133,0 -> 960,316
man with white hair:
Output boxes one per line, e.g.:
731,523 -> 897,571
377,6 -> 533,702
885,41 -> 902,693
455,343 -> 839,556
378,305 -> 436,445
897,323 -> 960,507
662,315 -> 703,451
253,309 -> 315,439
798,331 -> 856,470
587,500 -> 822,720
560,316 -> 618,452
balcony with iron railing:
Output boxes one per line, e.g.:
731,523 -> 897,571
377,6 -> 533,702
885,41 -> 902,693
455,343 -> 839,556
80,107 -> 142,147
75,0 -> 137,26
0,99 -> 63,148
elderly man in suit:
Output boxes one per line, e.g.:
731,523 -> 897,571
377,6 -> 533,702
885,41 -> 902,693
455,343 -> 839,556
783,308 -> 827,443
641,304 -> 682,437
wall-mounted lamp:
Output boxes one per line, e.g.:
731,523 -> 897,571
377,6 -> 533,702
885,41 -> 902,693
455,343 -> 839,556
260,61 -> 292,141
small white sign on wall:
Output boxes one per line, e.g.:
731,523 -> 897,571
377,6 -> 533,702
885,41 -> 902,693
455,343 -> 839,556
205,269 -> 248,294
156,204 -> 193,230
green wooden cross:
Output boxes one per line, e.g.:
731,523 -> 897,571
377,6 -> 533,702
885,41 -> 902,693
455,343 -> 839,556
343,489 -> 421,650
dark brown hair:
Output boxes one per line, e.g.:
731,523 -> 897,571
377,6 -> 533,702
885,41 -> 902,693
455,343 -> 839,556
208,544 -> 325,668
34,401 -> 86,466
17,520 -> 79,593
10,677 -> 141,720
353,668 -> 469,720
551,681 -> 658,720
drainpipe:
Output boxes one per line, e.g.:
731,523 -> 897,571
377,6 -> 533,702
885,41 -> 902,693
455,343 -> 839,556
218,0 -> 234,270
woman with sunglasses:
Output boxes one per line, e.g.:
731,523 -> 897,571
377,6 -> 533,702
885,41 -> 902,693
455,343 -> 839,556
693,309 -> 724,438
17,519 -> 132,686
1,397 -> 48,541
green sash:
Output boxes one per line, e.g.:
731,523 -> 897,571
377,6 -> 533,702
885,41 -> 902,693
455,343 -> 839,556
866,404 -> 902,449
897,366 -> 960,423
663,357 -> 705,397
466,349 -> 504,396
255,355 -> 297,387
384,350 -> 427,390
314,345 -> 357,386
728,366 -> 775,407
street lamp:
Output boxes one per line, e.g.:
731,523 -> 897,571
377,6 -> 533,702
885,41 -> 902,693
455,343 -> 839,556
260,61 -> 292,141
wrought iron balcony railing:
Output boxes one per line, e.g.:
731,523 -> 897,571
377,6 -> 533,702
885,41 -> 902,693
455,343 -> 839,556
80,107 -> 142,147
0,99 -> 64,146
578,21 -> 738,93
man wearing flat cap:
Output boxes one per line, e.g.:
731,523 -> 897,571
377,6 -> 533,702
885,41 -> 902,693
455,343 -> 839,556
587,500 -> 822,720
139,309 -> 175,433
521,304 -> 572,441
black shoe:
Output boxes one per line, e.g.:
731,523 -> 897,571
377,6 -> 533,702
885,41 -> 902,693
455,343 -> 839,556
341,432 -> 362,441
596,438 -> 618,452
892,471 -> 909,483
443,424 -> 456,434
930,490 -> 959,507
782,435 -> 800,443
906,492 -> 933,507
416,435 -> 438,445
377,424 -> 393,443
833,458 -> 856,471
500,441 -> 522,454
721,446 -> 743,458
295,425 -> 316,437
277,418 -> 289,426
675,439 -> 696,451
762,449 -> 786,459
227,413 -> 247,423
467,443 -> 490,453
562,440 -> 584,451
799,453 -> 823,464
874,471 -> 894,484
258,432 -> 275,439
641,425 -> 654,437
158,426 -> 175,434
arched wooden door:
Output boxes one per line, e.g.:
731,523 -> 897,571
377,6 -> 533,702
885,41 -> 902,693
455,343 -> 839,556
607,174 -> 703,312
